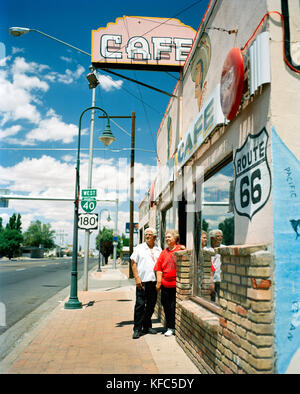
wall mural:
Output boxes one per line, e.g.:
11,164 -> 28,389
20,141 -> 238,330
234,128 -> 271,220
272,127 -> 300,374
190,32 -> 211,112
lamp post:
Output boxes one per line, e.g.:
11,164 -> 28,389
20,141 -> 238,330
64,106 -> 115,309
97,208 -> 111,272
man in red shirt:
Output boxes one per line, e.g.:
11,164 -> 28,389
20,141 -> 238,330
154,229 -> 185,336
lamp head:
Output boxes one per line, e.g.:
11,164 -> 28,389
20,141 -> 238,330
8,27 -> 31,37
86,72 -> 99,89
99,123 -> 116,146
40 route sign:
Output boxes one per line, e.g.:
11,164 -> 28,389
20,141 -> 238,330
78,213 -> 98,230
81,189 -> 97,213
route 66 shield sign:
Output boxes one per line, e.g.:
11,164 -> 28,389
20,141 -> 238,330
234,128 -> 271,220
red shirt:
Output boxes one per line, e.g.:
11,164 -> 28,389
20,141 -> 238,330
154,245 -> 183,288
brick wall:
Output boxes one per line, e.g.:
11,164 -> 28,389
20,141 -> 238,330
173,246 -> 276,374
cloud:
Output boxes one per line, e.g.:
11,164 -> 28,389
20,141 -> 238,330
0,56 -> 87,144
0,125 -> 22,139
11,47 -> 24,55
45,64 -> 85,85
0,65 -> 42,125
97,74 -> 123,92
60,56 -> 73,63
0,155 -> 155,245
26,111 -> 79,144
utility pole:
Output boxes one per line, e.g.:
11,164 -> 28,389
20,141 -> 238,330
129,112 -> 135,278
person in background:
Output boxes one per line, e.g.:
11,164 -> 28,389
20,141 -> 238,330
201,230 -> 208,249
208,229 -> 225,302
130,227 -> 162,339
154,229 -> 185,337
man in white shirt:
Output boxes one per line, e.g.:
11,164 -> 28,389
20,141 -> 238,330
130,227 -> 162,339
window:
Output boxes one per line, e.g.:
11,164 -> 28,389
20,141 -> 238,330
194,159 -> 234,303
161,205 -> 175,248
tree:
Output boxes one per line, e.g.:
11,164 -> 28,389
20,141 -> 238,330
218,216 -> 234,245
96,227 -> 113,264
23,220 -> 56,250
0,213 -> 23,259
202,218 -> 209,233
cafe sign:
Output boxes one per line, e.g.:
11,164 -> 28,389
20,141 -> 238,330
92,16 -> 195,71
175,84 -> 225,170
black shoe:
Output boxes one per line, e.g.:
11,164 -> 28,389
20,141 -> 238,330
132,330 -> 141,339
142,327 -> 157,335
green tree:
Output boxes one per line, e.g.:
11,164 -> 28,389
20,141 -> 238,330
202,218 -> 209,233
96,226 -> 113,264
23,220 -> 56,250
0,213 -> 23,259
218,216 -> 234,245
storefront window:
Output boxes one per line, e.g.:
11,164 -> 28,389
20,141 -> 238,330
161,205 -> 175,248
195,160 -> 234,303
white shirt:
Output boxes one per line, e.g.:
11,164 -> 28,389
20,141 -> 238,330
130,242 -> 162,282
207,244 -> 225,283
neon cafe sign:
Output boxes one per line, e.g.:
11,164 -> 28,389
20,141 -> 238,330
92,16 -> 196,71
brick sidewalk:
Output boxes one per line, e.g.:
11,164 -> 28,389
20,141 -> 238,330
1,264 -> 200,374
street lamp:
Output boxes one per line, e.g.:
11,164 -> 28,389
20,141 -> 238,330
64,106 -> 114,309
8,27 -> 90,56
97,208 -> 111,272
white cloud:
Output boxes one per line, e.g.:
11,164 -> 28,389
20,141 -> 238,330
0,155 -> 156,244
60,56 -> 73,63
11,47 -> 24,55
0,66 -> 42,125
0,125 -> 22,139
26,111 -> 79,144
97,74 -> 123,92
45,64 -> 85,85
0,56 -> 87,144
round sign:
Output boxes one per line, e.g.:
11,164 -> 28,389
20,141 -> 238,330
220,47 -> 244,121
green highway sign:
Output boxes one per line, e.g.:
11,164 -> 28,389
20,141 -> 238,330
82,189 -> 97,198
81,189 -> 97,213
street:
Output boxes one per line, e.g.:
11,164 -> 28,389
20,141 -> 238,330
0,257 -> 97,335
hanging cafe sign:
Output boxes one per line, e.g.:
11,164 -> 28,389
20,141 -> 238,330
91,16 -> 196,71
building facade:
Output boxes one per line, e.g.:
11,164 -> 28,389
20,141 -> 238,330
140,0 -> 300,373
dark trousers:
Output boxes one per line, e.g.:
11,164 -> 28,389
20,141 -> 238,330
133,281 -> 157,332
210,282 -> 220,302
161,285 -> 176,329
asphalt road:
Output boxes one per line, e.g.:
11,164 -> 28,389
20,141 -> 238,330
0,257 -> 97,336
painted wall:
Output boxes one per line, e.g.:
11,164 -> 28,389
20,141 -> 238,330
272,127 -> 300,374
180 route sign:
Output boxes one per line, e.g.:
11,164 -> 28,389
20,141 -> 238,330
78,213 -> 98,230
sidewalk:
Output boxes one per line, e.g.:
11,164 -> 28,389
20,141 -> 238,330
0,262 -> 200,374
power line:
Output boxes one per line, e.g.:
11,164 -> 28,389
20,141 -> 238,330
0,147 -> 156,152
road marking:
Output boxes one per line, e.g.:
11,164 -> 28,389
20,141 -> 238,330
15,268 -> 26,271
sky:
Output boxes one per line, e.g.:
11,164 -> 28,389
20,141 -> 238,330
0,0 -> 210,250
